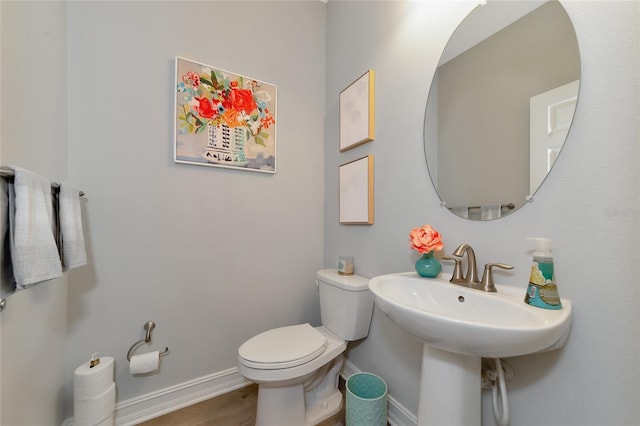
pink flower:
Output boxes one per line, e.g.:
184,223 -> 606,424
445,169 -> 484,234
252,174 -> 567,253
409,224 -> 444,254
182,71 -> 200,87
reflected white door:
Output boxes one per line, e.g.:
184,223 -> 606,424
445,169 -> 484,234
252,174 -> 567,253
529,80 -> 579,195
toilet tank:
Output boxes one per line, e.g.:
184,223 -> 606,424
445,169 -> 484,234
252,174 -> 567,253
316,269 -> 374,341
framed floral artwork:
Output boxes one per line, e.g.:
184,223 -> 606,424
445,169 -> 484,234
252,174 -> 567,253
174,57 -> 277,173
339,70 -> 375,152
339,155 -> 374,225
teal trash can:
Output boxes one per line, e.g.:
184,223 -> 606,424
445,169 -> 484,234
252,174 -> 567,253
346,372 -> 388,426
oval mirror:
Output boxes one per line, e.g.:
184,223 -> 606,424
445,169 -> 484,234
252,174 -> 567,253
424,0 -> 580,220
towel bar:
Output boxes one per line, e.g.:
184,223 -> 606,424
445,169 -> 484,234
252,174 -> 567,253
446,203 -> 515,211
0,167 -> 87,313
0,168 -> 85,197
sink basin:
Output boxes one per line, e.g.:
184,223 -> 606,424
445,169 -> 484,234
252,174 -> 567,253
368,272 -> 572,358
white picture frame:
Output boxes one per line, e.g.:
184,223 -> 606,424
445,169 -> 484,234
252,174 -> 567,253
174,57 -> 277,173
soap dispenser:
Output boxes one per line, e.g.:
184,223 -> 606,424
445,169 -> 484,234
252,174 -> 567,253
524,237 -> 562,310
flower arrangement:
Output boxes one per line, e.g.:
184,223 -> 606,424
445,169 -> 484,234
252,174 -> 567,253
177,68 -> 275,146
409,224 -> 444,254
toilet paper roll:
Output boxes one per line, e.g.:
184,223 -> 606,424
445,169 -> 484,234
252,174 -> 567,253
129,350 -> 160,375
74,382 -> 115,426
74,356 -> 114,402
95,414 -> 114,426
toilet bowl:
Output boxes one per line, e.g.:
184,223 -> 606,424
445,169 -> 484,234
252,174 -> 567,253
237,269 -> 374,426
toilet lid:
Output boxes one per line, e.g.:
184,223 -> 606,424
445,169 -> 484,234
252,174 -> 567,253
239,323 -> 328,370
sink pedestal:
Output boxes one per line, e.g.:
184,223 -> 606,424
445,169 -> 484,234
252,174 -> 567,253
418,344 -> 481,426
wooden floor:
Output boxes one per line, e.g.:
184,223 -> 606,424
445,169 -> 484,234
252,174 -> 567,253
137,383 -> 345,426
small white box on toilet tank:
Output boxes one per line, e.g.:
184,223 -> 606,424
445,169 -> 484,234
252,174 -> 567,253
316,269 -> 374,341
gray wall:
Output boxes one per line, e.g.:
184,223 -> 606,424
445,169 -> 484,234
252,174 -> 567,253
0,2 -> 69,425
63,0 -> 326,408
325,1 -> 639,426
2,0 -> 326,422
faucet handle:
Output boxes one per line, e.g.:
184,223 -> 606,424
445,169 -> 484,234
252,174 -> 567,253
480,263 -> 514,292
442,256 -> 464,283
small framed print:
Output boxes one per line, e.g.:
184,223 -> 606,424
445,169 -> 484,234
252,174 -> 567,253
339,70 -> 375,152
339,155 -> 374,225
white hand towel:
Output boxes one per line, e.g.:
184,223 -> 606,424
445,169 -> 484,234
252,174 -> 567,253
480,203 -> 502,220
59,184 -> 87,270
7,166 -> 62,288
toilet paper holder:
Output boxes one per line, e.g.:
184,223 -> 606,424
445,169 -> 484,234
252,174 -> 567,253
127,321 -> 169,361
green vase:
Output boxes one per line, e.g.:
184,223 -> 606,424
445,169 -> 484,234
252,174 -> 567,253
415,251 -> 441,278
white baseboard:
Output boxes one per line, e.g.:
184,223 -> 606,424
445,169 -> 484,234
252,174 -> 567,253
114,367 -> 250,425
64,361 -> 417,426
341,359 -> 418,426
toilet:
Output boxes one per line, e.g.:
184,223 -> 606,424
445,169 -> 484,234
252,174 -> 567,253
237,269 -> 374,426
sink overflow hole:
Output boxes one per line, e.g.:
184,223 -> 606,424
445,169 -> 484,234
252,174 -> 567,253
458,296 -> 465,303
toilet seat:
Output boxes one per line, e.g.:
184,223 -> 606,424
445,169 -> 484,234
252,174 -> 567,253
239,323 -> 328,370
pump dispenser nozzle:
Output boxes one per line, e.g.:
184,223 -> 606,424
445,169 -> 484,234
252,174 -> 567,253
529,237 -> 552,257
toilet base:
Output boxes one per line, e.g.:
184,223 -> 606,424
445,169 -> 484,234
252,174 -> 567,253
256,383 -> 342,426
255,355 -> 344,426
306,388 -> 343,425
256,382 -> 306,426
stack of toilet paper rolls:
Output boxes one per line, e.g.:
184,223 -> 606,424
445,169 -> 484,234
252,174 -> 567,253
74,356 -> 115,426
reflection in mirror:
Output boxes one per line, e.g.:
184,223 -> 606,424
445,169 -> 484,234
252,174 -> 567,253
424,0 -> 580,220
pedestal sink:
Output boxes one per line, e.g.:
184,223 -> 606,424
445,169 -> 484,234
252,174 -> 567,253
368,272 -> 572,426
